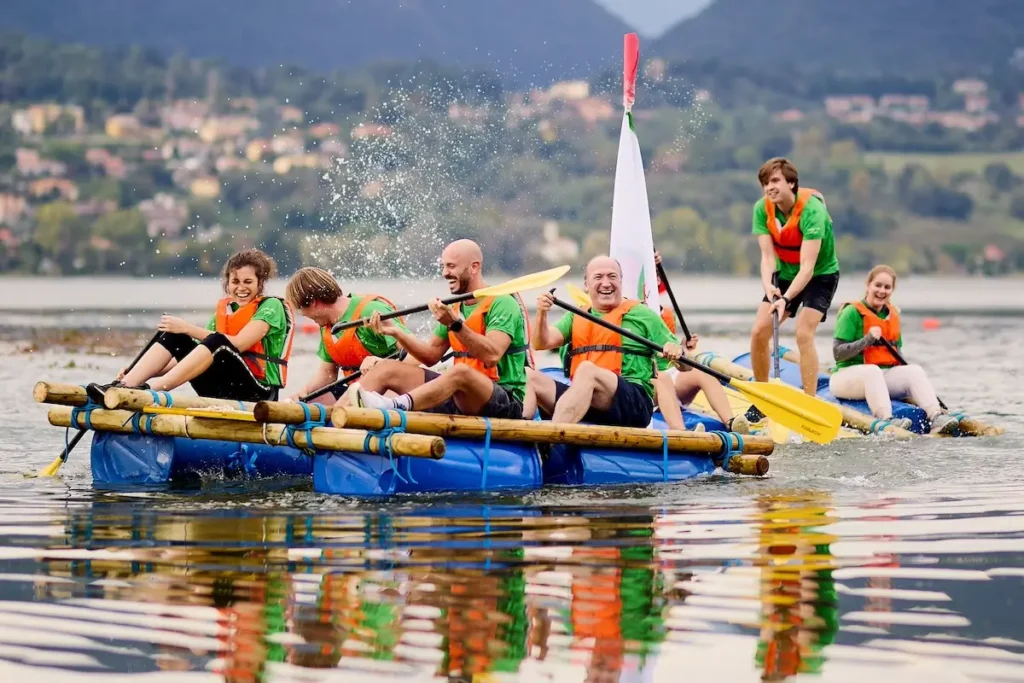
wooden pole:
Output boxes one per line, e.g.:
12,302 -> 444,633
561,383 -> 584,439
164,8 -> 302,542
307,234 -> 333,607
718,454 -> 769,476
102,387 -> 259,412
253,401 -> 331,425
47,406 -> 445,460
33,382 -> 90,407
330,407 -> 774,456
779,350 -> 1004,437
692,352 -> 914,439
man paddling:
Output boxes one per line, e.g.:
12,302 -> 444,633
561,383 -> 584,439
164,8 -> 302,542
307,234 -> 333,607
351,239 -> 529,419
527,255 -> 683,427
748,157 -> 840,418
284,267 -> 408,405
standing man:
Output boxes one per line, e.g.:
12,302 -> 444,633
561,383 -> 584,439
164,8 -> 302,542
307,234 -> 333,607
748,157 -> 840,417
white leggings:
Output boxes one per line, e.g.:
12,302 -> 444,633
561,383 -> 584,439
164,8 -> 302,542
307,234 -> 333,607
828,364 -> 942,420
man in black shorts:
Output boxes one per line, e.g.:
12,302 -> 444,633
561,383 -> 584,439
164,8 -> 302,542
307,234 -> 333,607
749,157 -> 841,410
525,255 -> 683,428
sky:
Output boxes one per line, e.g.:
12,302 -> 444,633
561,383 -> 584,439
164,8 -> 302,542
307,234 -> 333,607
593,0 -> 714,37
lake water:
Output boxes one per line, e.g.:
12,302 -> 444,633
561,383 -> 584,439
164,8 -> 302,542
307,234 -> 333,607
0,276 -> 1022,681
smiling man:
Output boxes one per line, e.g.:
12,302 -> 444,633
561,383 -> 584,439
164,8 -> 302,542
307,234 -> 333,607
351,239 -> 530,419
748,157 -> 840,414
526,255 -> 683,428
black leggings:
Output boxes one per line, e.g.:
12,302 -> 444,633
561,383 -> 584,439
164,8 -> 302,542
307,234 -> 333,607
155,331 -> 279,403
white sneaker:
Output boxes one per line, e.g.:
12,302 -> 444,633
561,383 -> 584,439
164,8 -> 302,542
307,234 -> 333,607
727,415 -> 750,434
693,422 -> 706,433
929,413 -> 959,436
890,417 -> 914,431
354,386 -> 395,410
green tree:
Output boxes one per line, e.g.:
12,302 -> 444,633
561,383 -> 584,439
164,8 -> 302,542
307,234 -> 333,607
32,201 -> 81,272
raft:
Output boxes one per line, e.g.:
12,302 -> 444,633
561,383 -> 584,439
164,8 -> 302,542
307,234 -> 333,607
721,351 -> 1004,438
35,377 -> 772,497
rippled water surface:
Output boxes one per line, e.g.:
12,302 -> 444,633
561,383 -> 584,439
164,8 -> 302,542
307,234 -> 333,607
1,279 -> 1023,681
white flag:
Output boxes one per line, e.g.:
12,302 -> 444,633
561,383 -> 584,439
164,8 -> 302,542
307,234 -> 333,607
609,33 -> 659,313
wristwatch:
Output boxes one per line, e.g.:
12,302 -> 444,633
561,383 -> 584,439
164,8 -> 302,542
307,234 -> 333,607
449,318 -> 464,333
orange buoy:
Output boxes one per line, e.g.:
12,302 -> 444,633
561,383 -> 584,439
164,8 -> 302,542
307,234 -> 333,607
922,318 -> 941,330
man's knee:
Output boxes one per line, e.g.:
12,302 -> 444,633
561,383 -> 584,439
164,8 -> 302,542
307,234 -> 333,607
201,332 -> 233,353
445,363 -> 478,385
751,316 -> 773,344
795,320 -> 820,347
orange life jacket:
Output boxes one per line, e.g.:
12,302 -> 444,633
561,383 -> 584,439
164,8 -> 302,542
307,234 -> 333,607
764,187 -> 825,265
214,296 -> 294,385
564,300 -> 647,379
449,297 -> 529,381
848,300 -> 901,366
321,294 -> 402,372
660,306 -> 675,333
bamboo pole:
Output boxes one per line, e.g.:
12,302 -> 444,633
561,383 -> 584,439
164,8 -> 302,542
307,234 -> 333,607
779,350 -> 1004,437
692,352 -> 914,439
252,401 -> 331,425
102,387 -> 258,412
47,406 -> 445,460
330,407 -> 774,456
718,454 -> 769,476
33,382 -> 89,407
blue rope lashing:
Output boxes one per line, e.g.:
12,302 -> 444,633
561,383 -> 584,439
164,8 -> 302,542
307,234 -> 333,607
148,389 -> 173,408
776,345 -> 791,359
481,417 -> 493,490
362,409 -> 409,484
869,418 -> 891,435
283,402 -> 327,455
237,400 -> 246,410
125,412 -> 156,435
659,429 -> 669,482
66,390 -> 104,448
710,430 -> 735,473
950,411 -> 967,422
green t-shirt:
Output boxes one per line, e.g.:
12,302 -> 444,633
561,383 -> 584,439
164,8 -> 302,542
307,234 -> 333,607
433,294 -> 527,401
316,295 -> 406,366
831,300 -> 902,371
554,303 -> 676,400
205,297 -> 290,386
752,194 -> 840,281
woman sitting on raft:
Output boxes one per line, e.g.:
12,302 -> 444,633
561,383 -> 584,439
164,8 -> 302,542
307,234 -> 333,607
829,265 -> 957,434
87,249 -> 294,403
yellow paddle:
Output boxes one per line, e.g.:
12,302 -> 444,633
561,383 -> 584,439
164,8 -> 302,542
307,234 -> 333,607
332,265 -> 571,333
141,405 -> 257,421
550,293 -> 843,444
569,283 -> 793,442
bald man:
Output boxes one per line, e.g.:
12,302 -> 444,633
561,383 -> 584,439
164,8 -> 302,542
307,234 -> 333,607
352,239 -> 530,419
527,255 -> 683,428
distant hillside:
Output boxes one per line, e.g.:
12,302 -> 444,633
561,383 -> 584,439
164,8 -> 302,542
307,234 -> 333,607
0,0 -> 632,83
654,0 -> 1024,74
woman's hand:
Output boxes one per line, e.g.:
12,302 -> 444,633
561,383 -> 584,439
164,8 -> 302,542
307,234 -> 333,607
157,315 -> 190,335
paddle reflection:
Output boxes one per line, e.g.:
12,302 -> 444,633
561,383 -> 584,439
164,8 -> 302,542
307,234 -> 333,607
754,491 -> 839,680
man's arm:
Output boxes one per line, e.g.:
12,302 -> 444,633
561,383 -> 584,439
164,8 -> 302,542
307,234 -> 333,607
391,326 -> 449,367
298,359 -> 339,397
757,235 -> 780,299
531,292 -> 568,351
781,239 -> 821,302
452,325 -> 511,365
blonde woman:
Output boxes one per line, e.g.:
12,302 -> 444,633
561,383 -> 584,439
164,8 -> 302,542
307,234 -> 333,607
829,265 -> 957,434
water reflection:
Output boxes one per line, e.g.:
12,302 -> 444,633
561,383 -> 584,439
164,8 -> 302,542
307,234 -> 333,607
3,488 -> 1024,681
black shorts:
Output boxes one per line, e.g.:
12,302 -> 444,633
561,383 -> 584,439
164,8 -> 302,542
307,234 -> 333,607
551,375 -> 654,429
421,369 -> 524,419
762,272 -> 840,321
156,331 -> 279,403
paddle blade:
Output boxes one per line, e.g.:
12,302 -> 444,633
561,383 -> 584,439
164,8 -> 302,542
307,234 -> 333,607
566,282 -> 591,308
37,456 -> 63,477
473,265 -> 570,299
690,382 -> 793,445
730,378 -> 842,445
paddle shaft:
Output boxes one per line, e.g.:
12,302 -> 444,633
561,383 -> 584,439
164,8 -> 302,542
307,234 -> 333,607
299,349 -> 453,402
771,273 -> 781,380
57,331 -> 161,463
655,262 -> 691,341
551,296 -> 731,384
331,292 -> 476,334
878,337 -> 949,411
